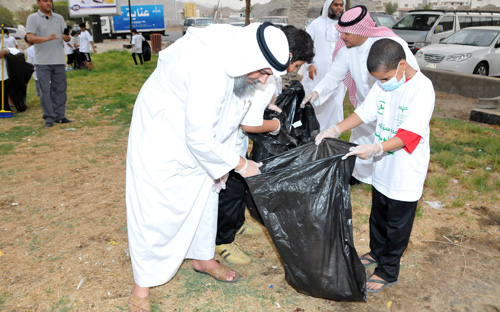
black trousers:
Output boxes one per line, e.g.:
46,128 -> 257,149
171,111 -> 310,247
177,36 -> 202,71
132,53 -> 143,65
216,170 -> 246,245
369,186 -> 418,283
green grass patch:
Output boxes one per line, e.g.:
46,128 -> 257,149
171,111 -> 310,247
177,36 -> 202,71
425,173 -> 449,197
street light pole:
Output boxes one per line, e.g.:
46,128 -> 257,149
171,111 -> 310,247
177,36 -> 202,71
128,0 -> 133,43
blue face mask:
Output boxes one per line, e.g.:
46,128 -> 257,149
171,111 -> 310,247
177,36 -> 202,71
377,61 -> 406,92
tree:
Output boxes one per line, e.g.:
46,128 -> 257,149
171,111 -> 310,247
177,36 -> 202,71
385,2 -> 399,16
424,4 -> 432,10
0,5 -> 14,27
289,0 -> 310,28
15,9 -> 33,26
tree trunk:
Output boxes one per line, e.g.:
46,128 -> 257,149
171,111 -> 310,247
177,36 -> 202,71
245,0 -> 251,25
288,0 -> 310,29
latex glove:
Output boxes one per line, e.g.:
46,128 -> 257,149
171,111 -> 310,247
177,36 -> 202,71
301,91 -> 319,108
308,65 -> 317,80
236,159 -> 263,177
212,173 -> 229,193
269,118 -> 281,136
342,143 -> 384,160
315,125 -> 341,145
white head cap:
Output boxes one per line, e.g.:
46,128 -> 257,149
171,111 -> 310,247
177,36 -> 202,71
224,23 -> 290,77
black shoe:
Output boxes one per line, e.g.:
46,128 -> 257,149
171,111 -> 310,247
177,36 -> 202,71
45,122 -> 54,127
56,118 -> 72,124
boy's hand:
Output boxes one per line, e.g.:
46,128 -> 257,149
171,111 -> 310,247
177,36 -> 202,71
308,65 -> 317,80
301,91 -> 318,108
342,143 -> 383,160
315,125 -> 341,145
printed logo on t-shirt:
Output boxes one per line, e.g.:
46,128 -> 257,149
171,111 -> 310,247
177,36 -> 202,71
377,101 -> 385,115
395,105 -> 409,126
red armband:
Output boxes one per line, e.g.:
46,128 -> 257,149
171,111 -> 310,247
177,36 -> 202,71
395,128 -> 421,154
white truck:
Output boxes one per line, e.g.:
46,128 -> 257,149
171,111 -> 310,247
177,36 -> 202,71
101,4 -> 165,39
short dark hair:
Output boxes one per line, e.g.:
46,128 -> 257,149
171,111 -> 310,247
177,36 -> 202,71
63,27 -> 70,36
367,38 -> 406,73
71,30 -> 77,36
79,22 -> 86,28
131,28 -> 138,34
4,29 -> 8,34
280,25 -> 315,64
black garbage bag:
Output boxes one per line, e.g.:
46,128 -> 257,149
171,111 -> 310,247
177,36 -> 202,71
142,40 -> 152,62
5,52 -> 33,112
245,138 -> 366,301
73,49 -> 85,70
247,80 -> 319,162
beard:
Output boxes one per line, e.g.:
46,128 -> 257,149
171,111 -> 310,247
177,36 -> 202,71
328,7 -> 340,20
233,75 -> 260,98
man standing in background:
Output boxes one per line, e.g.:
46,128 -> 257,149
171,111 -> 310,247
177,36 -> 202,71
26,0 -> 72,127
302,0 -> 346,131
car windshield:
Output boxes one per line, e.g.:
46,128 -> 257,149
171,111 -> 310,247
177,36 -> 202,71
375,15 -> 396,27
442,29 -> 500,46
393,14 -> 439,30
196,19 -> 213,26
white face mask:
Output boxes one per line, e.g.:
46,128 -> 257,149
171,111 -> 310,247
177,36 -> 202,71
377,61 -> 406,92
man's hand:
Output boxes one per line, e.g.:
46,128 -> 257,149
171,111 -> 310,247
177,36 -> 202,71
301,91 -> 319,108
308,65 -> 317,80
267,94 -> 281,113
315,125 -> 341,145
236,158 -> 263,177
212,173 -> 229,193
342,143 -> 384,160
48,33 -> 59,41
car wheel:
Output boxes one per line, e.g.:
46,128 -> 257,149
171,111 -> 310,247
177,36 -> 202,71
473,62 -> 488,76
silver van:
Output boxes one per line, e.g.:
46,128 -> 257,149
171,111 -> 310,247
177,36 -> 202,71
392,10 -> 500,53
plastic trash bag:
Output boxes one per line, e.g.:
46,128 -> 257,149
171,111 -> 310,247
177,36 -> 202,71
5,52 -> 33,112
245,138 -> 367,301
142,40 -> 152,62
247,80 -> 319,162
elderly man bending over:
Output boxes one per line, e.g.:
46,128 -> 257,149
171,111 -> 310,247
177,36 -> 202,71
126,23 -> 290,312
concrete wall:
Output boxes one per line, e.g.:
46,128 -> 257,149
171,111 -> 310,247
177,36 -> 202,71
421,68 -> 500,99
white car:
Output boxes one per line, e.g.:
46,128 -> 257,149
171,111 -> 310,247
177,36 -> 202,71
5,27 -> 26,39
416,26 -> 500,76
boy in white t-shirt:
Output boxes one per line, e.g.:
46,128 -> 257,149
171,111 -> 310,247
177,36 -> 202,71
315,38 -> 435,293
131,29 -> 145,66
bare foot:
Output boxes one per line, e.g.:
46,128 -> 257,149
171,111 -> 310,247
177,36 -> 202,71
366,274 -> 385,291
192,259 -> 238,282
360,253 -> 375,265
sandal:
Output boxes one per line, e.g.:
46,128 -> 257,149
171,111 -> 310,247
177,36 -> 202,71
366,274 -> 399,293
193,260 -> 241,283
128,294 -> 150,312
360,253 -> 377,267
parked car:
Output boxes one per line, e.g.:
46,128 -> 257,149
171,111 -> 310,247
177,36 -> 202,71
415,26 -> 500,76
5,27 -> 26,39
229,21 -> 245,27
182,18 -> 214,35
393,10 -> 500,53
370,12 -> 396,28
259,16 -> 288,27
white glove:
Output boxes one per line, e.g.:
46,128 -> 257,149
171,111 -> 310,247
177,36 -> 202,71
342,143 -> 384,160
315,125 -> 341,145
301,91 -> 319,108
212,173 -> 229,193
235,158 -> 263,177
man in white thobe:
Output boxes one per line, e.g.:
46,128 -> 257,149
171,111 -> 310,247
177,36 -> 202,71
126,23 -> 290,311
303,5 -> 419,185
302,0 -> 346,131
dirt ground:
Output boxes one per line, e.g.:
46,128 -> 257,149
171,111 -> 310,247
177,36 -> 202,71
0,85 -> 499,311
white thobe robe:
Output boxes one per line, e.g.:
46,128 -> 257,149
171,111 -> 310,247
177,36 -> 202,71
126,26 -> 268,287
313,36 -> 419,184
303,16 -> 347,131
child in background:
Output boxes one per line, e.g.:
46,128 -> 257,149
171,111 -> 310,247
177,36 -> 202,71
131,29 -> 145,66
315,38 -> 435,293
25,36 -> 40,97
63,27 -> 76,71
